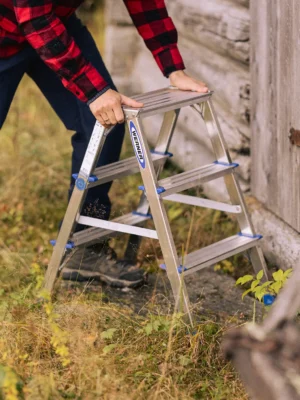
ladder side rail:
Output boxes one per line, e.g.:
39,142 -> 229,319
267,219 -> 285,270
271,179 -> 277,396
154,109 -> 180,153
44,122 -> 109,292
202,100 -> 255,234
127,114 -> 193,324
203,100 -> 268,277
193,100 -> 233,163
124,110 -> 180,260
135,109 -> 180,216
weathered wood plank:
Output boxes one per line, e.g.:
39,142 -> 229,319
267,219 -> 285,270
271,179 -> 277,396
277,1 -> 300,231
168,0 -> 250,64
251,0 -> 278,209
178,107 -> 249,152
179,37 -> 250,130
251,0 -> 300,231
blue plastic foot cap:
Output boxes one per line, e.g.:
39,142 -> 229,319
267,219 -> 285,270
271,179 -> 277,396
263,294 -> 276,306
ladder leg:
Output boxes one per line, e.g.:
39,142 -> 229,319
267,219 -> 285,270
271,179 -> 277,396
124,110 -> 180,261
44,189 -> 88,292
44,122 -> 109,292
127,115 -> 193,324
198,99 -> 268,278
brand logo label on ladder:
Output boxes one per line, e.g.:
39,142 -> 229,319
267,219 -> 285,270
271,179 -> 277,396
130,121 -> 146,169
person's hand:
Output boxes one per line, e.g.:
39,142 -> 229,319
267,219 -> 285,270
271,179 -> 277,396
89,89 -> 144,128
169,70 -> 209,93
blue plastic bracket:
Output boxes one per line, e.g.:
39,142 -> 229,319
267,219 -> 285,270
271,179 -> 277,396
213,161 -> 239,168
72,174 -> 98,182
156,186 -> 166,194
138,185 -> 166,194
88,175 -> 99,182
238,232 -> 263,240
159,264 -> 187,274
150,149 -> 173,158
132,211 -> 153,219
50,240 -> 75,249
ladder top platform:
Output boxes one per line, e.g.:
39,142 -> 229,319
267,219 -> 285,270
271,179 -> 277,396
123,87 -> 213,118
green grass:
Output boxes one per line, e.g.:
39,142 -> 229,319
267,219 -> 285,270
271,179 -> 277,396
0,14 -> 249,400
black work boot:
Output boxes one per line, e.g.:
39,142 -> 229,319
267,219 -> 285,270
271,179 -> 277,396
61,243 -> 146,289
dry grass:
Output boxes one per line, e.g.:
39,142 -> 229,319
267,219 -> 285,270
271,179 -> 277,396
0,12 -> 249,400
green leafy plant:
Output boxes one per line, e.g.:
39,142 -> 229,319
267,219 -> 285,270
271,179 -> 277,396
236,268 -> 293,322
236,268 -> 293,302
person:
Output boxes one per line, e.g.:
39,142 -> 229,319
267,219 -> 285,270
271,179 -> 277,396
0,0 -> 208,288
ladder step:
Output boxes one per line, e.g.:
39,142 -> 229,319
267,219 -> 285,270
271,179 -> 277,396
123,87 -> 212,118
182,234 -> 262,276
87,152 -> 170,188
156,161 -> 239,197
70,212 -> 153,246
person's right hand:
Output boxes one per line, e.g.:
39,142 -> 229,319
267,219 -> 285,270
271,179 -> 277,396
89,89 -> 144,129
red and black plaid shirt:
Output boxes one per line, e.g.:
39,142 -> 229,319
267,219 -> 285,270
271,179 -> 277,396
0,0 -> 185,102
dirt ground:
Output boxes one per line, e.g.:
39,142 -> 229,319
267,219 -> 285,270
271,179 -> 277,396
61,266 -> 263,323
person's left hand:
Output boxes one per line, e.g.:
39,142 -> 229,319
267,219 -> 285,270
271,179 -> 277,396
169,70 -> 209,93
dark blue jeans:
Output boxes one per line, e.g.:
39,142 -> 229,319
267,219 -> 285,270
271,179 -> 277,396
0,15 -> 125,222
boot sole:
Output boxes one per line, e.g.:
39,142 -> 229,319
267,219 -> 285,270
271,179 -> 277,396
61,268 -> 146,289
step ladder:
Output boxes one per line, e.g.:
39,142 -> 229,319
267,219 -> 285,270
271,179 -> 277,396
44,87 -> 268,324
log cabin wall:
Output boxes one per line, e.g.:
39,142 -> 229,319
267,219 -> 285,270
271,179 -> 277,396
105,0 -> 251,200
104,0 -> 300,269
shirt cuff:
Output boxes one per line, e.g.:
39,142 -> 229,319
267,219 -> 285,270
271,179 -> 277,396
154,45 -> 185,77
65,63 -> 109,103
86,85 -> 111,106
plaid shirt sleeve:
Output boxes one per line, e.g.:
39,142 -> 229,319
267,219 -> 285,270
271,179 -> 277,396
123,0 -> 185,77
12,0 -> 109,103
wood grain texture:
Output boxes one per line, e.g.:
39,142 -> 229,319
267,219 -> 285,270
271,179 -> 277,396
251,0 -> 300,232
179,37 -> 250,130
168,0 -> 250,64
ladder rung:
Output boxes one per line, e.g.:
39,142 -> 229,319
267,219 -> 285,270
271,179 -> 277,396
88,152 -> 170,188
182,234 -> 262,276
164,193 -> 242,214
77,216 -> 158,240
71,212 -> 152,246
157,162 -> 238,197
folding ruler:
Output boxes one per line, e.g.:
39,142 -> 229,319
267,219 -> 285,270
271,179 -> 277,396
44,87 -> 268,324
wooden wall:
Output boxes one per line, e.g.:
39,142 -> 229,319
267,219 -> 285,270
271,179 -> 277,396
251,0 -> 300,232
105,0 -> 251,199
